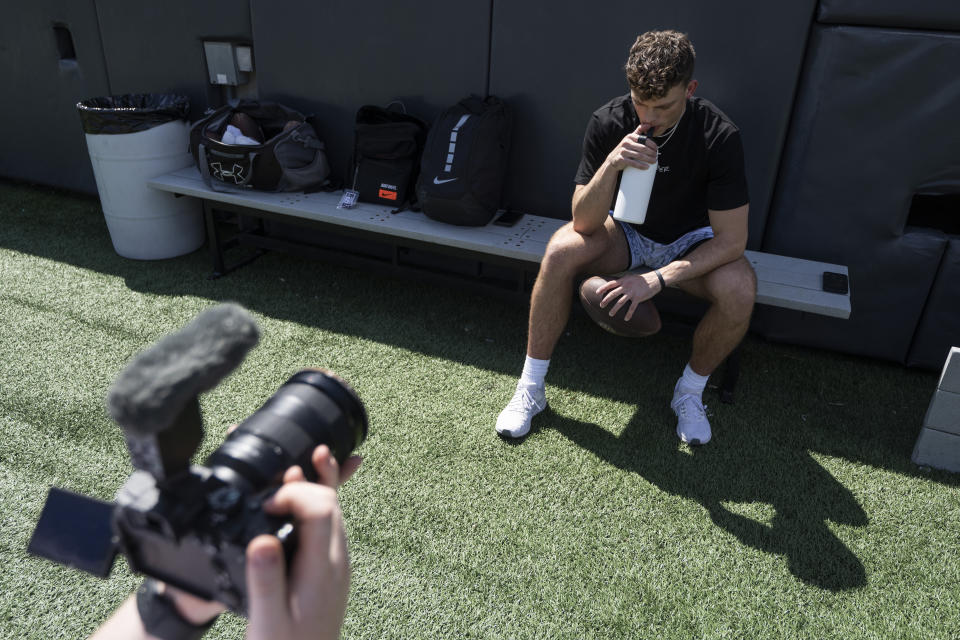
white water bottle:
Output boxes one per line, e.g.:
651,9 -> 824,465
612,160 -> 657,224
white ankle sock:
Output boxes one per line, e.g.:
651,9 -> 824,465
678,363 -> 709,395
520,356 -> 549,389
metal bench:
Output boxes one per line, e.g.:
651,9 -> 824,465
148,166 -> 851,401
149,167 -> 850,317
148,167 -> 557,289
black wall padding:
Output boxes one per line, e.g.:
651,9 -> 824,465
818,0 -> 960,32
488,0 -> 818,248
758,229 -> 947,362
250,0 -> 490,184
907,237 -> 960,369
761,26 -> 960,365
94,0 -> 252,122
0,2 -> 112,193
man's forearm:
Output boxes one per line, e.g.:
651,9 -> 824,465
88,595 -> 157,640
658,235 -> 744,287
88,587 -> 222,640
572,161 -> 619,233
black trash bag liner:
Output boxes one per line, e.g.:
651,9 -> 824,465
77,93 -> 190,134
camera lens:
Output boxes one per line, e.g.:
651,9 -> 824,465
205,369 -> 368,493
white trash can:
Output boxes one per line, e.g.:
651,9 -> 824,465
79,95 -> 204,260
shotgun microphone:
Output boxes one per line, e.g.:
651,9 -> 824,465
107,303 -> 260,436
105,303 -> 259,480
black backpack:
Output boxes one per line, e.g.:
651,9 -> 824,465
416,95 -> 512,226
189,100 -> 332,193
349,103 -> 428,208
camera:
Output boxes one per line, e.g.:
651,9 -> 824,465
28,305 -> 368,614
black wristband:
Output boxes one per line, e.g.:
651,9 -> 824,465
654,269 -> 666,291
136,579 -> 217,640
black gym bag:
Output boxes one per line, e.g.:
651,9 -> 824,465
348,102 -> 428,208
189,100 -> 332,193
416,95 -> 512,226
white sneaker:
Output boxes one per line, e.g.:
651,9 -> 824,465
495,382 -> 547,438
671,382 -> 711,445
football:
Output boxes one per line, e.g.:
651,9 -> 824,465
578,275 -> 661,337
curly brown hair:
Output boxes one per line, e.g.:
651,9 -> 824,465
625,30 -> 696,100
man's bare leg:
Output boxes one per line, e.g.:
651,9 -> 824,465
672,256 -> 757,444
496,217 -> 630,438
680,256 -> 757,374
527,217 -> 631,359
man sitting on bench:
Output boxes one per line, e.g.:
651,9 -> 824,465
496,30 -> 755,445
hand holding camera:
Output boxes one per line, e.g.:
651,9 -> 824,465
246,453 -> 351,640
28,304 -> 369,638
88,445 -> 358,640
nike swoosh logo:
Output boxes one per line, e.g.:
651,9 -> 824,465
433,176 -> 458,185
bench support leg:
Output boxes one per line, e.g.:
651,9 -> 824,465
719,345 -> 742,404
204,201 -> 227,278
204,202 -> 267,279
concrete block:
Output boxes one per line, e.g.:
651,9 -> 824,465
912,427 -> 960,473
938,347 -> 960,393
923,389 -> 960,436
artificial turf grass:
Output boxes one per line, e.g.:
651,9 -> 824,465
1,180 -> 959,639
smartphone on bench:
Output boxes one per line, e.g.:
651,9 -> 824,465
494,209 -> 524,227
822,271 -> 849,295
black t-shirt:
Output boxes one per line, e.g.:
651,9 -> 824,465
574,95 -> 749,244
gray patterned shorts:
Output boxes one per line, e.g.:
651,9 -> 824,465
614,219 -> 715,271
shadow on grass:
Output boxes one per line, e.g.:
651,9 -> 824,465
0,180 -> 955,500
541,408 -> 869,591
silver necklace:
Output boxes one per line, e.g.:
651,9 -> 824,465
652,105 -> 685,155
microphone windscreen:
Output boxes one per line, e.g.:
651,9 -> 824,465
107,303 -> 260,435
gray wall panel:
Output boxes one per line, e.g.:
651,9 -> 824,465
818,0 -> 960,32
0,1 -> 252,192
488,0 -> 817,248
0,1 -> 111,193
94,0 -> 252,120
251,0 -> 491,182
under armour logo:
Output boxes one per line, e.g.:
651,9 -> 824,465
210,162 -> 246,184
